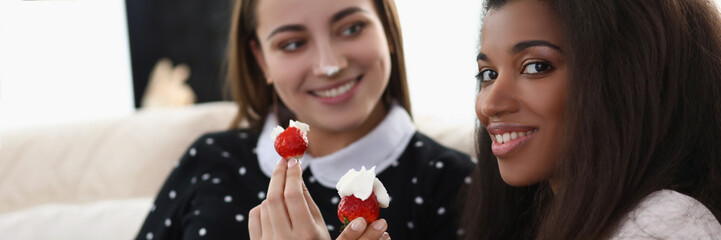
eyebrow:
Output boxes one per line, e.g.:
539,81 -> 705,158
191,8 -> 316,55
511,40 -> 562,54
266,7 -> 366,41
332,7 -> 365,23
266,25 -> 305,40
476,40 -> 563,61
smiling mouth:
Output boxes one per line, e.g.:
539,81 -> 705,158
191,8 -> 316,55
310,76 -> 361,98
490,129 -> 538,144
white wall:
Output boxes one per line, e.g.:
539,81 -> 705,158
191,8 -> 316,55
396,0 -> 484,124
0,0 -> 134,131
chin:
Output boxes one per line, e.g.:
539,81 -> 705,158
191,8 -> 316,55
498,166 -> 543,187
314,113 -> 368,132
500,177 -> 533,187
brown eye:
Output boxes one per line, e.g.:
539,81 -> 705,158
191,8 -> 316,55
341,22 -> 365,36
476,69 -> 498,82
280,40 -> 305,51
522,62 -> 551,74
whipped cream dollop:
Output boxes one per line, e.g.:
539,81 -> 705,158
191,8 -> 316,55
271,120 -> 310,142
336,166 -> 390,208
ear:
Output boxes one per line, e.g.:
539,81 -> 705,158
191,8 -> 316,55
250,40 -> 271,84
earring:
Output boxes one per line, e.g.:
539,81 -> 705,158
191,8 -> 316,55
323,66 -> 339,77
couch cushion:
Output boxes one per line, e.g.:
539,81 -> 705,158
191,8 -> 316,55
0,198 -> 152,240
0,102 -> 237,214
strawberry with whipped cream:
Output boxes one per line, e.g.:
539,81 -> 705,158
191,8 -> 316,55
271,120 -> 310,159
336,166 -> 390,229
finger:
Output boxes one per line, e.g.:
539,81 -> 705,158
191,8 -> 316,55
283,158 -> 315,229
301,174 -> 324,223
260,201 -> 274,239
266,158 -> 288,199
357,219 -> 387,240
248,206 -> 262,240
171,63 -> 191,84
148,58 -> 173,87
336,217 -> 366,240
265,158 -> 291,230
380,232 -> 391,240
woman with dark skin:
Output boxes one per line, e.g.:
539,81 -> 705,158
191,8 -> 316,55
461,0 -> 721,239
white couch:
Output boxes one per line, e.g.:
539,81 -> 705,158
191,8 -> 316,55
0,101 -> 475,240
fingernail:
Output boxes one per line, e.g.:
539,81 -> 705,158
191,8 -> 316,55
380,232 -> 390,240
287,158 -> 298,168
351,218 -> 365,231
372,220 -> 385,230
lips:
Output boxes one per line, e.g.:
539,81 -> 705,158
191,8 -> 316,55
309,75 -> 362,104
486,124 -> 538,157
311,78 -> 358,98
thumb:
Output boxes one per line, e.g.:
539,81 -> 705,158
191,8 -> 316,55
336,218 -> 365,240
148,58 -> 173,87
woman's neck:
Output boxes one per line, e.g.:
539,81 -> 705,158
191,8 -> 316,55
306,102 -> 388,157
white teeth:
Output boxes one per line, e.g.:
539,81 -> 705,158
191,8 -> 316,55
314,80 -> 356,98
492,130 -> 536,144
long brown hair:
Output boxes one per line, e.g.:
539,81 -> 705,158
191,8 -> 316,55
225,0 -> 411,131
461,0 -> 721,239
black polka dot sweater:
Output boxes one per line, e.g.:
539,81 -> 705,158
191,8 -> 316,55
135,130 -> 474,240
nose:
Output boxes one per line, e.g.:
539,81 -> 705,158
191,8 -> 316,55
476,72 -> 520,120
311,38 -> 348,77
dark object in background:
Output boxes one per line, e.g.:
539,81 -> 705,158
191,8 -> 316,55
125,0 -> 233,108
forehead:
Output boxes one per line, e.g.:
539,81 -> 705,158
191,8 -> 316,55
255,0 -> 377,29
481,0 -> 563,50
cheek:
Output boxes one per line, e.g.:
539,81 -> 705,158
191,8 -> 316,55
269,64 -> 307,107
530,77 -> 568,179
547,73 -> 568,120
533,141 -> 560,175
267,56 -> 307,88
270,71 -> 297,94
348,30 -> 391,72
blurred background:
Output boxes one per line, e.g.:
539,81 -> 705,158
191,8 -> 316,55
0,0 -> 484,132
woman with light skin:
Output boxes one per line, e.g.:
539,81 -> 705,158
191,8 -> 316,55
135,0 -> 473,239
459,0 -> 721,239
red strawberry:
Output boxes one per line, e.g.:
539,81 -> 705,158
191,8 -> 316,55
337,192 -> 380,230
274,126 -> 308,159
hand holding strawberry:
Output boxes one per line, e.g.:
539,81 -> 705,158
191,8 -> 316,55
250,122 -> 390,240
